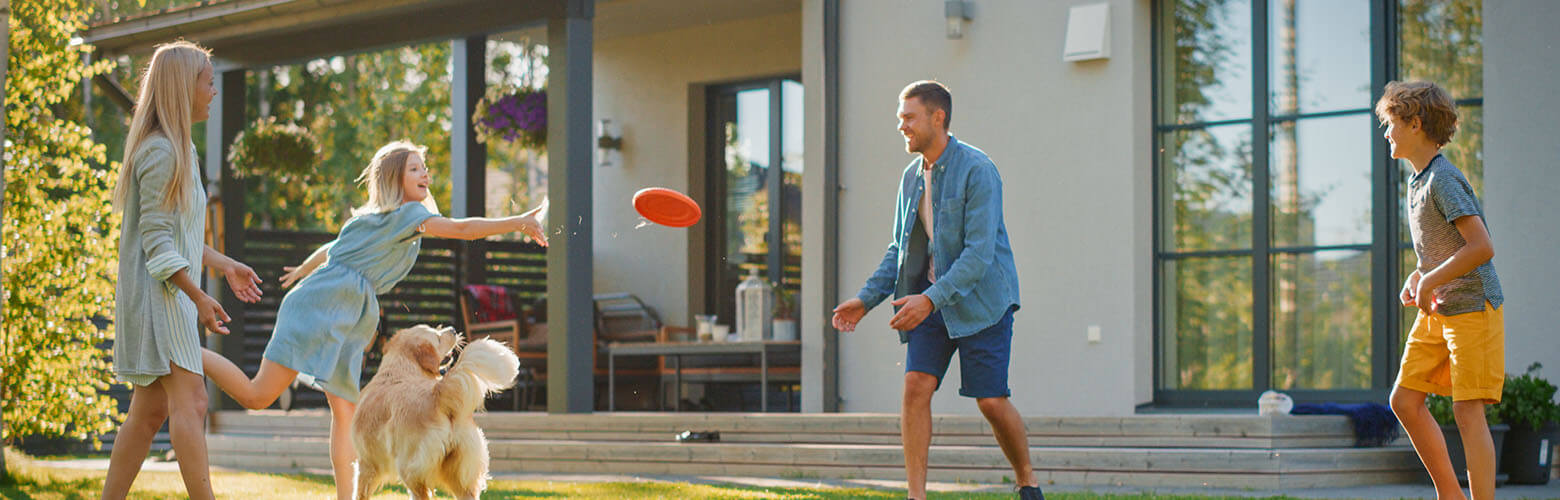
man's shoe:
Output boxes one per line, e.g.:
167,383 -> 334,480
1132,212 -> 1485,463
1017,485 -> 1044,500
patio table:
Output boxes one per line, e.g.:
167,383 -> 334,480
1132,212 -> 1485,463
605,340 -> 801,412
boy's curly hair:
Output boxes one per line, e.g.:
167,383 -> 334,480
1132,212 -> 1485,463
1375,81 -> 1459,146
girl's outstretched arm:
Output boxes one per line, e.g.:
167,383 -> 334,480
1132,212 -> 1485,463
279,241 -> 334,288
422,215 -> 547,244
422,204 -> 548,245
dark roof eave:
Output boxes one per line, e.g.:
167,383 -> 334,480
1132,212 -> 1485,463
83,0 -> 561,67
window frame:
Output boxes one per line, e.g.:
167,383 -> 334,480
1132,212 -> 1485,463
1150,0 -> 1428,406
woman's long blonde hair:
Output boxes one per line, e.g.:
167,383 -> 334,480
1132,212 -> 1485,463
353,141 -> 441,216
112,41 -> 211,211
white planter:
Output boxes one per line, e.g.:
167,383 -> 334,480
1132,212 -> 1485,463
772,319 -> 798,341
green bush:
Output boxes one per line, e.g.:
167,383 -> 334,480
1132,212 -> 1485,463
1426,393 -> 1503,426
1497,363 -> 1560,432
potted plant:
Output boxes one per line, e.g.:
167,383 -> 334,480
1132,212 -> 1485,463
227,117 -> 319,181
1497,362 -> 1560,484
771,282 -> 797,342
472,84 -> 547,149
1427,393 -> 1510,485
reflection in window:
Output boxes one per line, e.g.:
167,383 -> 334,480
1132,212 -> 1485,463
1399,0 -> 1482,99
1154,0 -> 1485,400
1160,125 -> 1254,252
1268,0 -> 1371,115
1270,114 -> 1374,248
1159,0 -> 1253,124
1271,250 -> 1372,390
1162,257 -> 1254,390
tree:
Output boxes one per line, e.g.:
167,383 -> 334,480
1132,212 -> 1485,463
2,0 -> 122,461
1,0 -> 11,477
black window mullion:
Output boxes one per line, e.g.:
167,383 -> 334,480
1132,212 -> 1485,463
1372,0 -> 1399,392
1150,0 -> 1164,395
1268,107 -> 1374,123
1157,249 -> 1255,260
1251,0 -> 1273,393
767,80 -> 784,288
1155,117 -> 1254,132
1269,243 -> 1374,254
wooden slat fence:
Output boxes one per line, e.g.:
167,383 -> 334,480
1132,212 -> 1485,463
230,231 -> 546,409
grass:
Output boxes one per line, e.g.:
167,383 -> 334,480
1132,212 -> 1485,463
0,448 -> 1340,500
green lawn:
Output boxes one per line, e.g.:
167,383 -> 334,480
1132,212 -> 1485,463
1,448 -> 1321,500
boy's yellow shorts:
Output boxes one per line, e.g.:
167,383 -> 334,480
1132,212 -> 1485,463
1395,302 -> 1505,403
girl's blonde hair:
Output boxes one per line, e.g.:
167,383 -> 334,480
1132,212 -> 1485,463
353,141 -> 441,216
113,40 -> 211,211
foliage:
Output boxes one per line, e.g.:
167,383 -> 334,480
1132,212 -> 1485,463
473,85 -> 546,149
1497,363 -> 1560,432
772,281 -> 796,320
480,38 -> 550,224
242,44 -> 456,231
1427,393 -> 1503,427
228,117 -> 320,180
3,0 -> 123,448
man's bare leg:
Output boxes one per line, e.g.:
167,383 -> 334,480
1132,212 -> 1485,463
977,396 -> 1038,488
902,372 -> 938,500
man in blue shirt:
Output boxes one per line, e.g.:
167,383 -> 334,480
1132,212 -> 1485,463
833,81 -> 1039,500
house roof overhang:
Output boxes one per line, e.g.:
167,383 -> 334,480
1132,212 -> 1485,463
83,0 -> 566,67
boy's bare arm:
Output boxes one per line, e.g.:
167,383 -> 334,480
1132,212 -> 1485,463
1421,215 -> 1495,289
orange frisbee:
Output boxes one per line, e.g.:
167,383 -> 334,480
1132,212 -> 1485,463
633,187 -> 702,227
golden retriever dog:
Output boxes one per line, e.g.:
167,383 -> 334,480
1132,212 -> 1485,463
352,325 -> 519,500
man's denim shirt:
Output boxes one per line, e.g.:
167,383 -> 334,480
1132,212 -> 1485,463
856,136 -> 1021,342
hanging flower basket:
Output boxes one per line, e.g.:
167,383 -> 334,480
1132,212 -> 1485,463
473,85 -> 547,149
227,117 -> 320,181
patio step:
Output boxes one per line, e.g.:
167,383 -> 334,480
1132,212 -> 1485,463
205,433 -> 1419,488
212,410 -> 1364,448
206,411 -> 1422,488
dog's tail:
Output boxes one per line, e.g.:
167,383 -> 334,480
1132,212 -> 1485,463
436,338 -> 521,414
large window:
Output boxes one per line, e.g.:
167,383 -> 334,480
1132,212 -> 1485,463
1154,0 -> 1482,404
705,79 -> 804,326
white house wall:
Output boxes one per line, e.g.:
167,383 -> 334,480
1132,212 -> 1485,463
1483,0 -> 1560,386
831,0 -> 1154,416
591,11 -> 803,325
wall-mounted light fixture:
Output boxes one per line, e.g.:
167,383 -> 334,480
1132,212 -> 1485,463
945,0 -> 972,39
596,118 -> 622,167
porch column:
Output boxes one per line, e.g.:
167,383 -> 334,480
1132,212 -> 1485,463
452,35 -> 488,304
207,65 -> 247,411
451,35 -> 487,220
545,0 -> 595,414
800,0 -> 841,412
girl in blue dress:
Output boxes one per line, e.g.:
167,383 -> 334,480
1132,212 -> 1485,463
201,140 -> 546,500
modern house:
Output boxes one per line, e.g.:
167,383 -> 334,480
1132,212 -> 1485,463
82,0 -> 1560,487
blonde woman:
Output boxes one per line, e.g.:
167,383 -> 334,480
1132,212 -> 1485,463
200,141 -> 547,500
104,41 -> 265,500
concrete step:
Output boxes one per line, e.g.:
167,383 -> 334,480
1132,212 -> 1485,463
205,433 -> 1421,489
211,411 -> 1362,449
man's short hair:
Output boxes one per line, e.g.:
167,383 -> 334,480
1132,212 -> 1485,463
1375,80 -> 1459,146
900,80 -> 953,130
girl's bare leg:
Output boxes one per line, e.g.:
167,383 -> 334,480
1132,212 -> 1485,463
201,349 -> 297,410
325,392 -> 359,500
161,364 -> 216,500
101,382 -> 169,499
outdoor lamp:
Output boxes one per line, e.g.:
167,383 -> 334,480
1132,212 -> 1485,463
945,0 -> 971,39
596,118 -> 622,167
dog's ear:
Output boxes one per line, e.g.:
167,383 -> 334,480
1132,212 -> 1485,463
413,341 -> 443,375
